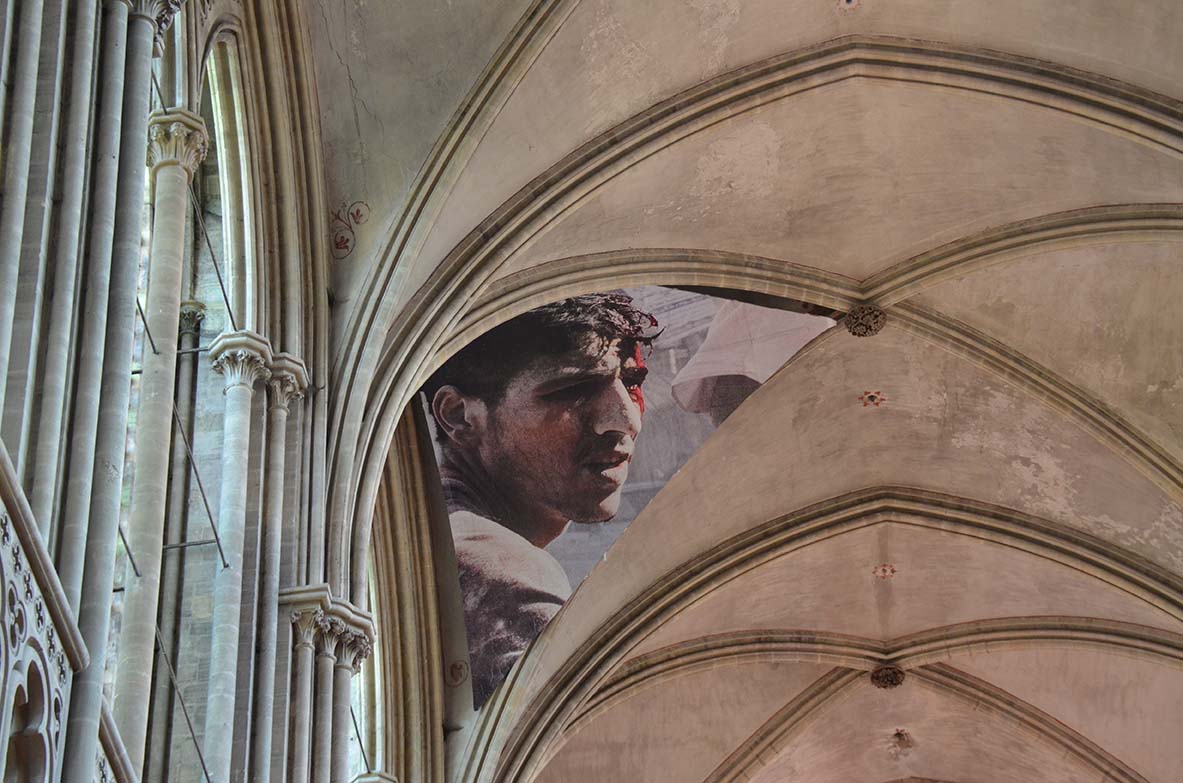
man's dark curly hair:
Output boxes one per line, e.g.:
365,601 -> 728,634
423,293 -> 660,411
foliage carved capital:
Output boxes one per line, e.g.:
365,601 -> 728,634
147,109 -> 208,180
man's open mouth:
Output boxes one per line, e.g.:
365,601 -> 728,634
585,452 -> 631,474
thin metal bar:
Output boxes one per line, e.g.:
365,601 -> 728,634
136,298 -> 159,355
351,705 -> 373,774
151,70 -> 166,108
155,622 -> 215,783
188,182 -> 239,332
161,538 -> 216,551
131,368 -> 142,376
153,70 -> 239,331
171,404 -> 230,568
112,586 -> 125,593
176,346 -> 209,355
118,525 -> 142,578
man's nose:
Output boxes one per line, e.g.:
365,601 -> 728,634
591,379 -> 642,439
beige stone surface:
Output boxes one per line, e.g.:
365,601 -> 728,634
535,661 -> 831,783
630,522 -> 1183,658
746,678 -> 1112,783
913,240 -> 1183,455
954,648 -> 1183,783
488,81 -> 1183,282
405,0 -> 1183,301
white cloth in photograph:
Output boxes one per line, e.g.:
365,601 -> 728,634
671,300 -> 834,413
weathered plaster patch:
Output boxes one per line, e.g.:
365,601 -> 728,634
581,2 -> 653,93
688,0 -> 741,74
689,119 -> 782,203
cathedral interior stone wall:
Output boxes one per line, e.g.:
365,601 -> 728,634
0,1 -> 1179,782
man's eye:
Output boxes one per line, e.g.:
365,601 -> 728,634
546,381 -> 594,399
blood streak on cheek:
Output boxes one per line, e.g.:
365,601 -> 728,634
629,343 -> 646,415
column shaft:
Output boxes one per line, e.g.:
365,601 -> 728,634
0,0 -> 44,420
332,661 -> 355,783
145,303 -> 202,783
56,0 -> 130,613
251,380 -> 296,783
289,615 -> 317,783
250,361 -> 305,783
113,109 -> 207,772
28,0 -> 99,536
9,0 -> 68,475
203,334 -> 270,783
309,629 -> 338,783
61,9 -> 156,782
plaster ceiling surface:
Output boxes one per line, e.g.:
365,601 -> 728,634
742,677 -> 1118,783
491,80 -> 1183,281
628,521 -> 1183,658
307,0 -> 530,315
532,661 -> 832,783
952,648 -> 1183,782
409,0 -> 1183,289
910,240 -> 1183,455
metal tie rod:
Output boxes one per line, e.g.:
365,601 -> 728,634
136,298 -> 160,355
162,538 -> 217,551
118,525 -> 142,578
151,72 -> 240,332
171,404 -> 230,568
351,705 -> 373,774
155,622 -> 215,783
151,73 -> 240,333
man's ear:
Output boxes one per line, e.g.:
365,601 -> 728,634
431,385 -> 488,447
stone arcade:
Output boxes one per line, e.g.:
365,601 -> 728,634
0,1 -> 1180,782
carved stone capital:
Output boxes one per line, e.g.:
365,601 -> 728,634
291,610 -> 319,650
179,301 -> 206,336
209,330 -> 272,391
268,353 -> 310,412
148,109 -> 208,180
129,0 -> 184,51
314,612 -> 347,659
337,630 -> 373,672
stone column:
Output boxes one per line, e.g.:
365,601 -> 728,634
145,300 -> 203,783
203,330 -> 272,783
28,0 -> 100,536
113,108 -> 207,772
0,0 -> 44,421
313,614 -> 345,783
252,355 -> 308,783
54,0 -> 131,610
289,609 -> 320,783
333,631 -> 372,782
62,3 -> 175,781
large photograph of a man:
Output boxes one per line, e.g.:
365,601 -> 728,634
423,288 -> 834,708
423,293 -> 659,707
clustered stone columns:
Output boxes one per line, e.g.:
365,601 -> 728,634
113,108 -> 207,771
285,591 -> 375,783
204,330 -> 272,783
27,0 -> 101,535
251,354 -> 309,783
0,0 -> 46,421
61,4 -> 183,781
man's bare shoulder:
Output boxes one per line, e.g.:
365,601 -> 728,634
449,510 -> 571,600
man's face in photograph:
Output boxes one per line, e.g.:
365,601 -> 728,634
477,334 -> 647,526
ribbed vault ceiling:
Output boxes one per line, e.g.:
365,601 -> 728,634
309,1 -> 1183,781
